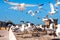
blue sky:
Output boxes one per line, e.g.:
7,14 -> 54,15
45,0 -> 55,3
0,0 -> 59,25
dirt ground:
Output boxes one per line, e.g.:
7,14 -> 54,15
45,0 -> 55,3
0,30 -> 9,40
14,31 -> 60,40
0,30 -> 60,40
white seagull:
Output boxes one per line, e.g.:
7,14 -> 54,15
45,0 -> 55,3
27,10 -> 39,16
56,24 -> 60,38
49,2 -> 56,16
9,26 -> 17,40
28,10 -> 35,16
20,24 -> 25,32
55,0 -> 60,7
38,4 -> 46,11
4,0 -> 38,11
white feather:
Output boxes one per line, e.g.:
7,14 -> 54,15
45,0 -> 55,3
56,24 -> 60,38
10,6 -> 18,10
9,27 -> 16,40
49,3 -> 56,15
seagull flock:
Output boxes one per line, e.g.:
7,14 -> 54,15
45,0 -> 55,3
4,0 -> 60,16
4,0 -> 60,17
3,0 -> 60,39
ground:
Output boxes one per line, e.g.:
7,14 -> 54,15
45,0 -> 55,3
14,31 -> 60,40
0,30 -> 9,40
0,30 -> 60,40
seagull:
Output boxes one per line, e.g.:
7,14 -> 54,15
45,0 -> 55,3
38,4 -> 44,10
9,26 -> 17,40
38,4 -> 47,12
49,2 -> 56,16
20,24 -> 25,32
55,0 -> 60,7
38,4 -> 44,9
42,15 -> 48,22
27,10 -> 35,16
55,0 -> 60,12
49,18 -> 54,22
56,24 -> 60,38
27,10 -> 39,16
4,0 -> 38,11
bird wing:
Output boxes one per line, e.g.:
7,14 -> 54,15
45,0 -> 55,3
28,10 -> 33,14
10,6 -> 18,10
25,4 -> 37,7
50,3 -> 55,12
56,0 -> 59,3
31,13 -> 35,16
4,1 -> 20,5
25,4 -> 44,7
57,2 -> 60,4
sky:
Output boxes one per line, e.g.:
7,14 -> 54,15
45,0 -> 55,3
0,0 -> 60,25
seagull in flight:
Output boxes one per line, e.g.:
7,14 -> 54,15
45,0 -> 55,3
4,0 -> 38,11
27,10 -> 35,16
49,2 -> 56,16
55,0 -> 60,7
38,4 -> 44,10
26,4 -> 44,16
27,10 -> 39,16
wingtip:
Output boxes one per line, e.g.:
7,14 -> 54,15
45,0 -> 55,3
48,1 -> 51,4
4,0 -> 8,2
38,4 -> 44,6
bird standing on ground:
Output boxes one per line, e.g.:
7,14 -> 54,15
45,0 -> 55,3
9,26 -> 17,40
56,24 -> 60,38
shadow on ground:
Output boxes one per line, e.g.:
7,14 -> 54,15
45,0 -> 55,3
52,39 -> 60,40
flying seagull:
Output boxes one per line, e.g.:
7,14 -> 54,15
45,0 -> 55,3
38,4 -> 44,10
55,0 -> 60,7
4,0 -> 38,11
49,2 -> 56,16
27,10 -> 35,16
27,10 -> 39,16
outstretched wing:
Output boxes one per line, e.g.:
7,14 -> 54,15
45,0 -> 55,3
25,4 -> 44,7
4,1 -> 20,5
25,4 -> 38,7
57,2 -> 60,4
56,0 -> 59,3
10,6 -> 19,10
50,3 -> 55,12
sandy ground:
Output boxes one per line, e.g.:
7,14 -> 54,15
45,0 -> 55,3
0,30 -> 60,40
14,31 -> 60,40
0,30 -> 9,40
